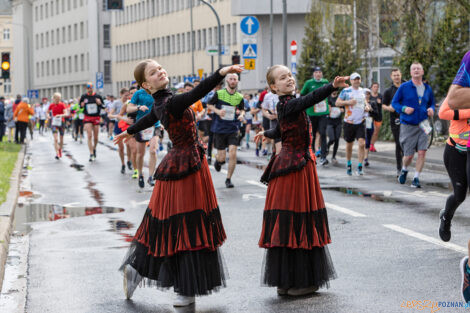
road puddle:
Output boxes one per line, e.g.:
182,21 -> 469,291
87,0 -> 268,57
322,186 -> 416,204
14,203 -> 125,234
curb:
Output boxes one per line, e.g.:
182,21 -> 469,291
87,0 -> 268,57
0,144 -> 26,292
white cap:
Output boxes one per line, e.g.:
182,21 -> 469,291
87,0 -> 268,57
350,72 -> 361,80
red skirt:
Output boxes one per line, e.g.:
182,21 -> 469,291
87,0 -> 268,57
259,159 -> 331,249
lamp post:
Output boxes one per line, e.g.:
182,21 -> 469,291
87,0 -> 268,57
199,0 -> 222,68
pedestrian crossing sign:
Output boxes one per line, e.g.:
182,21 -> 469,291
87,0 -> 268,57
244,59 -> 256,70
242,44 -> 257,59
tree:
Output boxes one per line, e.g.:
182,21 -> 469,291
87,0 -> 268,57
297,6 -> 325,88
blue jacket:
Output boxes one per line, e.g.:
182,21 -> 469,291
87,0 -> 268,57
391,80 -> 435,125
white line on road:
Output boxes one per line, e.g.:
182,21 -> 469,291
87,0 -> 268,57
325,202 -> 367,217
246,180 -> 267,189
383,224 -> 467,254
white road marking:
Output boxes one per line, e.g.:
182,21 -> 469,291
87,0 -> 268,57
246,180 -> 267,189
383,224 -> 467,254
221,169 -> 228,174
325,202 -> 367,217
242,193 -> 266,201
63,202 -> 80,207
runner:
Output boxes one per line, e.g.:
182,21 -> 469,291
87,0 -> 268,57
207,73 -> 245,188
47,92 -> 68,159
363,89 -> 380,167
108,88 -> 130,174
443,50 -> 470,303
5,100 -> 15,142
118,86 -> 138,177
336,73 -> 371,176
261,90 -> 280,157
326,90 -> 342,164
392,62 -> 435,188
243,94 -> 255,149
201,82 -> 223,164
254,65 -> 347,296
127,85 -> 160,188
369,82 -> 383,152
79,82 -> 105,162
301,66 -> 330,165
114,61 -> 242,307
71,99 -> 85,143
35,101 -> 47,136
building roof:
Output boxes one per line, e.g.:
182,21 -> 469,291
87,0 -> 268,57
0,0 -> 12,15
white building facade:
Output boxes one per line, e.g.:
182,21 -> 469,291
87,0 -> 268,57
12,0 -> 113,100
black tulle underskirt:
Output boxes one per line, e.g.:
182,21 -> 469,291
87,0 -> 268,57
261,246 -> 336,289
120,241 -> 227,296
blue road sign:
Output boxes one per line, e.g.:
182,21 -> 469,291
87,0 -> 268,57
96,72 -> 104,89
240,16 -> 259,36
291,62 -> 297,75
242,44 -> 257,59
27,89 -> 39,99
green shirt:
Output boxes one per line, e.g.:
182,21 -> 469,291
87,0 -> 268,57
71,103 -> 84,120
301,78 -> 330,116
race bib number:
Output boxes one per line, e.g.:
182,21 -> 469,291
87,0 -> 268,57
52,116 -> 62,127
354,97 -> 365,110
222,105 -> 236,121
78,113 -> 85,120
140,127 -> 154,141
314,101 -> 327,113
365,116 -> 373,129
87,103 -> 98,114
419,119 -> 432,135
330,107 -> 341,118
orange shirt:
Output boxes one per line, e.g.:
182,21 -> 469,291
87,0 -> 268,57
14,102 -> 35,123
438,97 -> 470,147
190,100 -> 204,114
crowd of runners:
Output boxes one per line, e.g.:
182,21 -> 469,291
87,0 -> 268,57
2,50 -> 470,307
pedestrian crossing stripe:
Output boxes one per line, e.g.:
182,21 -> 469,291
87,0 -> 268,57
242,44 -> 257,59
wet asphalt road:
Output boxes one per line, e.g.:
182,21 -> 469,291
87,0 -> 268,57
6,132 -> 470,313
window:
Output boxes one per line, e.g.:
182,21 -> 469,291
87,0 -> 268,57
68,56 -> 72,73
103,24 -> 110,47
221,25 -> 224,45
68,25 -> 71,42
176,34 -> 180,53
4,79 -> 11,95
41,62 -> 44,77
57,58 -> 60,74
181,33 -> 185,52
74,23 -> 78,41
62,26 -> 66,42
102,0 -> 107,10
232,23 -> 237,44
50,1 -> 54,16
3,29 -> 10,40
171,35 -> 175,54
62,57 -> 66,73
41,33 -> 44,48
56,0 -> 59,14
80,0 -> 83,6
67,0 -> 71,11
73,0 -> 77,9
56,28 -> 60,44
156,38 -> 160,56
165,0 -> 169,14
87,53 -> 89,70
46,31 -> 49,47
47,61 -> 50,76
226,24 -> 230,46
36,62 -> 39,77
208,28 -> 212,45
40,5 -> 43,19
151,38 -> 155,56
202,29 -> 206,50
104,60 -> 111,83
191,31 -> 195,51
51,30 -> 54,45
80,22 -> 84,39
51,59 -> 55,75
61,0 -> 65,13
74,55 -> 78,71
197,30 -> 201,50
186,31 -> 190,52
35,6 -> 38,22
36,34 -> 39,49
45,3 -> 48,18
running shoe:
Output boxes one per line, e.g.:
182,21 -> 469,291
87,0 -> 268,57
411,177 -> 421,188
461,256 -> 470,303
58,149 -> 62,158
346,164 -> 352,176
147,177 -> 155,187
315,150 -> 321,157
370,144 -> 377,152
246,143 -> 250,149
93,149 -> 96,158
159,143 -> 163,151
262,149 -> 268,156
356,165 -> 364,176
439,209 -> 452,242
207,156 -> 212,165
255,148 -> 260,157
132,170 -> 138,179
364,158 -> 369,167
55,155 -> 59,160
320,158 -> 329,166
331,157 -> 338,165
121,165 -> 125,174
225,178 -> 234,188
214,160 -> 222,172
89,154 -> 94,162
127,161 -> 133,171
109,135 -> 113,141
138,175 -> 145,188
396,169 -> 401,178
398,169 -> 408,184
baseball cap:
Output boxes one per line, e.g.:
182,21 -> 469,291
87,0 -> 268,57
313,66 -> 322,72
86,82 -> 93,88
350,72 -> 361,80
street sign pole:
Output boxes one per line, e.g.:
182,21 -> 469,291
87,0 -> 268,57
199,0 -> 222,68
211,55 -> 214,74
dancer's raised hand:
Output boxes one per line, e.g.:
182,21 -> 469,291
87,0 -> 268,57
220,64 -> 244,76
332,76 -> 350,89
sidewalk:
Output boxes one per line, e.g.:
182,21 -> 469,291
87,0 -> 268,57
234,139 -> 447,174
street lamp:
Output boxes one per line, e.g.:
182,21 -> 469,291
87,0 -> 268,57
199,0 -> 222,68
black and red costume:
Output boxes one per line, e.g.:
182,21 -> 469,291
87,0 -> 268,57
120,70 -> 227,297
259,84 -> 337,290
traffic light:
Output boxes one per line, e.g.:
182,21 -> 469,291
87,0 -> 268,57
1,53 -> 10,79
232,52 -> 240,65
107,0 -> 123,10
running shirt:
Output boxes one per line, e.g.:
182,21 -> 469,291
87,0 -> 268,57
452,51 -> 470,147
262,92 -> 278,114
71,103 -> 85,120
439,97 -> 470,151
209,89 -> 244,134
49,102 -> 67,127
190,100 -> 204,114
130,88 -> 160,127
339,86 -> 367,124
110,99 -> 124,121
79,93 -> 104,117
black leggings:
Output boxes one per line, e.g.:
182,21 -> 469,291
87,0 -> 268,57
443,143 -> 468,220
391,124 -> 403,171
